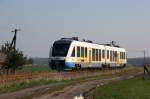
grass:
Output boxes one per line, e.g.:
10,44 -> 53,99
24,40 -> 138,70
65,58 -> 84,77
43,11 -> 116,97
93,76 -> 150,99
17,64 -> 52,73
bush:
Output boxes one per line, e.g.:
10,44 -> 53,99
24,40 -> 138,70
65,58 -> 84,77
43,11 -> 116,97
0,42 -> 26,74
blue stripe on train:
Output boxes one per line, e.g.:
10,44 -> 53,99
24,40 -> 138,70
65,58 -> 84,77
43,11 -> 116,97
65,62 -> 75,68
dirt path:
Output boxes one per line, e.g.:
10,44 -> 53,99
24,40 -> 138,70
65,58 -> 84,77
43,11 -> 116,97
35,73 -> 141,99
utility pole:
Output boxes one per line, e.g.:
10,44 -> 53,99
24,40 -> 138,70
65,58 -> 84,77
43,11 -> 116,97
144,51 -> 146,75
11,29 -> 21,50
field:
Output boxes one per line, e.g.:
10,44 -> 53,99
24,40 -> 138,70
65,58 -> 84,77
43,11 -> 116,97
91,76 -> 150,99
17,64 -> 51,73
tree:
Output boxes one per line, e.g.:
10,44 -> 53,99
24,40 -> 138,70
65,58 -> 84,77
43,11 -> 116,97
0,42 -> 26,74
26,58 -> 33,65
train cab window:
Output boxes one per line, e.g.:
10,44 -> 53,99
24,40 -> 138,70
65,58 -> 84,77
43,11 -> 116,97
99,49 -> 101,61
77,46 -> 80,57
52,43 -> 71,57
85,47 -> 87,57
71,47 -> 75,57
92,48 -> 95,61
107,50 -> 109,59
96,49 -> 98,61
102,50 -> 105,59
81,47 -> 84,57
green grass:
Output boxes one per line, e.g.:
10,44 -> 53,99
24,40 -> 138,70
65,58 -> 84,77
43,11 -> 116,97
17,64 -> 52,73
94,76 -> 150,99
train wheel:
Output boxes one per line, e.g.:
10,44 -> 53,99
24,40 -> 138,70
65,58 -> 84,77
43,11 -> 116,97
75,64 -> 81,70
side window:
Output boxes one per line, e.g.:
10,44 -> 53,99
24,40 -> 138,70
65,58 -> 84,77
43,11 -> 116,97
77,46 -> 80,57
121,52 -> 123,59
110,51 -> 112,61
102,50 -> 105,59
115,51 -> 117,61
92,48 -> 95,61
112,51 -> 114,61
120,52 -> 122,59
123,52 -> 125,59
81,47 -> 84,57
113,51 -> 115,61
85,47 -> 87,57
107,50 -> 109,59
124,52 -> 126,59
96,49 -> 98,61
99,49 -> 101,61
71,47 -> 75,57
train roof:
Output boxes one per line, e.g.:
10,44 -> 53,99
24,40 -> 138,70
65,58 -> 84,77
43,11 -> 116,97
55,37 -> 124,49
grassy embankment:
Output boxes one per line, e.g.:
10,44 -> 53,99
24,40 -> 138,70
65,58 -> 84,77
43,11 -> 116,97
92,76 -> 150,99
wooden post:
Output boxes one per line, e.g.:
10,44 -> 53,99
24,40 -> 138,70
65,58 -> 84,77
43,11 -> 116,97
144,51 -> 146,75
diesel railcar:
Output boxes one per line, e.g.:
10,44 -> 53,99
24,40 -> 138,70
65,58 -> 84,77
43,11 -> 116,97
49,37 -> 127,70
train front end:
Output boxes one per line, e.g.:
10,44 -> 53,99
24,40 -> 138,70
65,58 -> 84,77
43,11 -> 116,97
49,39 -> 73,71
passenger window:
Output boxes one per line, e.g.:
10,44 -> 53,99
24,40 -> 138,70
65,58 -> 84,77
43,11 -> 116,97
77,46 -> 80,57
120,52 -> 122,59
96,49 -> 98,61
71,47 -> 75,57
124,52 -> 126,59
115,51 -> 117,61
99,49 -> 101,61
102,50 -> 105,59
107,50 -> 109,59
92,48 -> 95,61
81,47 -> 84,57
123,52 -> 125,59
85,47 -> 87,57
110,51 -> 112,61
113,51 -> 115,61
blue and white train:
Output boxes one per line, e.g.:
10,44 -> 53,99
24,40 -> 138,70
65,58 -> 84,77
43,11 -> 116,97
49,37 -> 127,70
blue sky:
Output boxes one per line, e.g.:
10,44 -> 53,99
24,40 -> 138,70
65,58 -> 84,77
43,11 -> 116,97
0,0 -> 150,57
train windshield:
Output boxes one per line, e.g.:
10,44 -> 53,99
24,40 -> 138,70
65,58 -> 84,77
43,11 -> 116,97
52,43 -> 70,57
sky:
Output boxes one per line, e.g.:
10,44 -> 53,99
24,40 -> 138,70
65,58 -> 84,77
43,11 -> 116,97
0,0 -> 150,58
